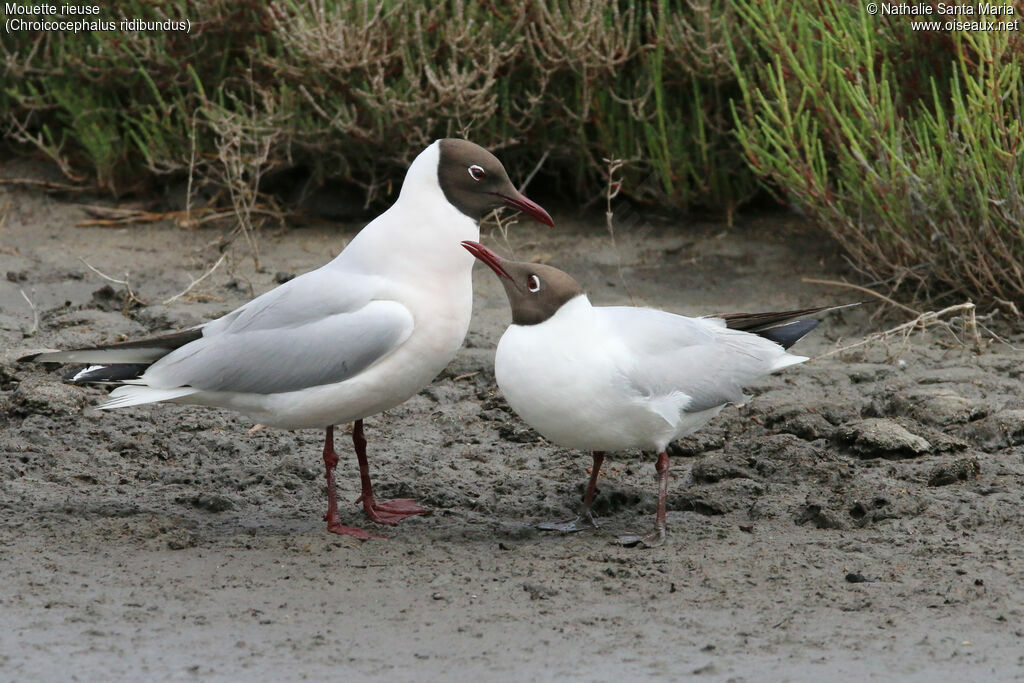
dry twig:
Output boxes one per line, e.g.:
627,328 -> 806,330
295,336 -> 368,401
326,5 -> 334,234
820,302 -> 979,358
518,148 -> 550,194
604,157 -> 637,305
19,288 -> 39,337
0,178 -> 89,193
802,277 -> 919,316
78,257 -> 146,311
163,252 -> 229,305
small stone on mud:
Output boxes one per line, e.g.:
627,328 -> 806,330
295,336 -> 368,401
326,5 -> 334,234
845,572 -> 880,583
522,582 -> 559,600
795,503 -> 847,529
7,377 -> 88,417
927,457 -> 980,487
692,662 -> 717,675
846,363 -> 896,383
0,361 -> 19,390
778,412 -> 835,441
835,418 -> 931,458
895,389 -> 986,427
165,529 -> 198,550
962,410 -> 1024,451
191,494 -> 235,512
690,453 -> 758,484
498,423 -> 541,443
668,432 -> 724,457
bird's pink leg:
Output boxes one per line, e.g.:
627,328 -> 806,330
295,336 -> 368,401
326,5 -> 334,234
647,450 -> 670,546
582,451 -> 605,511
351,419 -> 431,525
322,425 -> 380,539
538,451 -> 605,532
618,450 -> 669,548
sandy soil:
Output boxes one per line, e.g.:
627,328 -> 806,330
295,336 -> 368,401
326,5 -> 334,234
2,172 -> 1024,682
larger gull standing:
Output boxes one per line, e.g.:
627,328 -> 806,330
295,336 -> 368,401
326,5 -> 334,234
462,241 -> 847,547
19,139 -> 554,539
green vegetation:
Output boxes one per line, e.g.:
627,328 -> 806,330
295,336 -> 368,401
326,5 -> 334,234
731,0 -> 1024,306
1,0 -> 754,212
2,0 -> 1022,304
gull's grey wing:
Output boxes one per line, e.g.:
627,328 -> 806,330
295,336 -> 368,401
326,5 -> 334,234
201,266 -> 377,337
600,306 -> 802,413
143,298 -> 414,394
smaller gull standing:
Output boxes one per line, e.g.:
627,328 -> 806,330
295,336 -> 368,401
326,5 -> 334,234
18,139 -> 553,539
463,241 -> 848,547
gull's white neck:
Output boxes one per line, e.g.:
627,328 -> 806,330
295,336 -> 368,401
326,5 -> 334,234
331,141 -> 479,278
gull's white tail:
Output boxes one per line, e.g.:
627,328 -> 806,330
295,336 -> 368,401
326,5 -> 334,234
100,385 -> 199,410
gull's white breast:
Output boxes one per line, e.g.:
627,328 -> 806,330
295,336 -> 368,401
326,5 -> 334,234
494,296 -> 687,452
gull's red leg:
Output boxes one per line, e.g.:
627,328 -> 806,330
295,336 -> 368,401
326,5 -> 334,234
351,419 -> 430,525
322,425 -> 379,539
582,451 -> 605,511
618,450 -> 669,548
646,451 -> 670,547
538,451 -> 606,532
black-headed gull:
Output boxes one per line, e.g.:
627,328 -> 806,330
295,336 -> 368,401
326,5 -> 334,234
462,241 -> 843,547
18,139 -> 554,540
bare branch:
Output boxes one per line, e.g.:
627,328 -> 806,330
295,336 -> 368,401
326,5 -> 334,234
163,252 -> 229,305
19,288 -> 39,337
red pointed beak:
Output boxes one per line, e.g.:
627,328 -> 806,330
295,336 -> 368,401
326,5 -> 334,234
495,192 -> 554,227
461,241 -> 513,280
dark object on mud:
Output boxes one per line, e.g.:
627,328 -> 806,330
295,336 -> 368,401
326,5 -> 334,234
190,494 -> 235,513
90,284 -> 142,312
6,376 -> 88,417
523,582 -> 559,600
845,573 -> 880,584
795,503 -> 847,530
497,423 -> 541,444
928,457 -> 981,487
668,431 -> 725,457
962,410 -> 1024,452
588,486 -> 642,516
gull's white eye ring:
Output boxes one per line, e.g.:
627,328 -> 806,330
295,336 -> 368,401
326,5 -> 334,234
527,274 -> 541,292
469,165 -> 486,181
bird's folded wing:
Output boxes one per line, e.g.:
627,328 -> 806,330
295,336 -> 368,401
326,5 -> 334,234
601,306 -> 799,413
142,298 -> 415,394
202,267 -> 378,336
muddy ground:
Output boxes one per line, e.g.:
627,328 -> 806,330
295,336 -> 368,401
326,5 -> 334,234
2,168 -> 1024,681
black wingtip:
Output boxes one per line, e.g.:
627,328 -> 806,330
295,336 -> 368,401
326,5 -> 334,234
63,363 -> 150,384
17,352 -> 41,363
756,319 -> 821,349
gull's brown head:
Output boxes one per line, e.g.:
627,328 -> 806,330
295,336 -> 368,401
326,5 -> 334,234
437,140 -> 554,227
461,241 -> 584,326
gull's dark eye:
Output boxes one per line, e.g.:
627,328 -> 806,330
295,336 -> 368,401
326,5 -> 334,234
468,164 -> 486,181
526,274 -> 541,293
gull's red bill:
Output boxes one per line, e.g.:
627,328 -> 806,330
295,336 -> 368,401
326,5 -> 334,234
461,241 -> 513,279
493,192 -> 554,227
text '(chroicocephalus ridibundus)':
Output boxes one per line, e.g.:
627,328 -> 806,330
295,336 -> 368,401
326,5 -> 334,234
19,140 -> 553,540
462,241 -> 844,547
